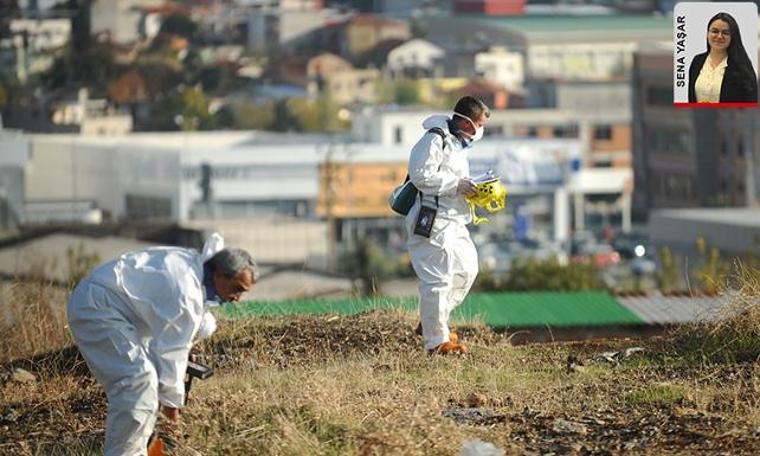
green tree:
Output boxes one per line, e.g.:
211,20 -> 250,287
147,86 -> 214,131
230,101 -> 275,130
267,99 -> 303,132
159,14 -> 199,40
492,258 -> 602,292
289,94 -> 350,133
41,41 -> 119,92
179,85 -> 215,130
394,79 -> 421,105
214,104 -> 236,129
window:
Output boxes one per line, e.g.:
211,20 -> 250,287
594,125 -> 613,140
394,126 -> 402,144
553,125 -> 578,138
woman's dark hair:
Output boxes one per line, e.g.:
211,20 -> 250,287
706,12 -> 756,81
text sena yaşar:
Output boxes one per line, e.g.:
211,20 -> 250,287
675,15 -> 686,88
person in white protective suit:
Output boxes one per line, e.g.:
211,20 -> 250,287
405,96 -> 490,355
67,233 -> 257,455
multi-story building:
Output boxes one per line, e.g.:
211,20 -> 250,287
343,14 -> 410,58
307,53 -> 380,105
352,104 -> 631,169
386,39 -> 444,79
474,46 -> 525,92
631,46 -> 760,222
0,19 -> 71,83
91,0 -> 163,43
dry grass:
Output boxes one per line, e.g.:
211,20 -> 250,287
1,276 -> 760,455
0,280 -> 72,363
668,262 -> 760,366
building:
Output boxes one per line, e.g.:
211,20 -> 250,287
386,39 -> 444,79
453,0 -> 527,15
555,80 -> 632,168
306,53 -> 379,105
474,46 -> 525,92
631,46 -> 760,221
648,208 -> 760,255
9,19 -> 71,50
50,89 -> 133,136
352,106 -> 631,169
0,18 -> 71,83
245,7 -> 348,53
0,131 -> 29,229
91,0 -> 163,43
343,14 -> 410,58
452,78 -> 515,110
422,14 -> 671,82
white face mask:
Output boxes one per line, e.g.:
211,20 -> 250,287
453,112 -> 484,143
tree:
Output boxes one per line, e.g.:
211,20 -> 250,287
178,86 -> 215,130
394,79 -> 421,105
160,14 -> 199,41
146,86 -> 214,131
230,101 -> 275,130
289,94 -> 350,133
267,99 -> 303,132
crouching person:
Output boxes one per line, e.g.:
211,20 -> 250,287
67,233 -> 257,455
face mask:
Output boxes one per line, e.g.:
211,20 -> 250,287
453,112 -> 484,143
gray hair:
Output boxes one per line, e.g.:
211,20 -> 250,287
205,248 -> 259,282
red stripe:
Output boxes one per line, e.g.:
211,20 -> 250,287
673,102 -> 758,109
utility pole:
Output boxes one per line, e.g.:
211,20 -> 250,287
323,141 -> 338,273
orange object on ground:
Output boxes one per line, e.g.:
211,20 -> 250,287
429,341 -> 468,355
147,436 -> 165,456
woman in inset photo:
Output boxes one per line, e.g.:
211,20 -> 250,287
688,12 -> 758,103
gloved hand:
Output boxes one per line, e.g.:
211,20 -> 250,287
457,178 -> 477,197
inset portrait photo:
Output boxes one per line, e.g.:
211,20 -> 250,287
673,2 -> 758,108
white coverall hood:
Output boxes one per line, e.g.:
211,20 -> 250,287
421,114 -> 451,132
67,233 -> 226,456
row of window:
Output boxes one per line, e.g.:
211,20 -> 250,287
392,123 -> 613,143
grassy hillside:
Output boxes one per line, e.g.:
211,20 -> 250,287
1,272 -> 760,455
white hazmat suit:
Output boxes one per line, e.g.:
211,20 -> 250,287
405,115 -> 479,350
67,234 -> 224,456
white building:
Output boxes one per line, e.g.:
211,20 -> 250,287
0,131 -> 29,228
50,89 -> 133,136
351,105 -> 631,163
246,8 -> 351,53
91,0 -> 163,43
474,46 -> 524,92
9,19 -> 71,51
386,39 -> 444,78
0,19 -> 71,83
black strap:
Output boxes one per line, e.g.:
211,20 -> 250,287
409,128 -> 447,208
427,127 -> 447,146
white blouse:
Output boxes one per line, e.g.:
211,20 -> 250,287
695,55 -> 728,103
